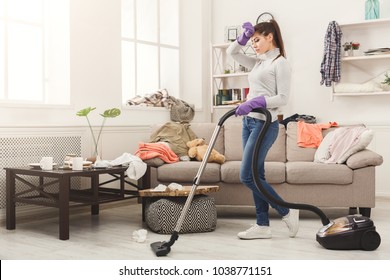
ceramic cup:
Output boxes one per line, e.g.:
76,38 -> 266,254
40,157 -> 54,170
72,157 -> 84,171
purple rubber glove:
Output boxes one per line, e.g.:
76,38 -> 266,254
237,22 -> 254,46
235,96 -> 267,116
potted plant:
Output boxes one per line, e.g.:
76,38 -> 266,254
351,42 -> 360,50
76,107 -> 121,160
343,42 -> 352,56
382,73 -> 390,91
343,42 -> 360,56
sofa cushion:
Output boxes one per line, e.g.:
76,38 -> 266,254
286,162 -> 353,184
156,161 -> 220,183
188,123 -> 225,156
221,161 -> 285,184
346,149 -> 383,169
224,122 -> 286,162
286,122 -> 316,161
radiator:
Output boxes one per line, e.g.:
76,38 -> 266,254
0,135 -> 82,209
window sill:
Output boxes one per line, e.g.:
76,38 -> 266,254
121,104 -> 169,111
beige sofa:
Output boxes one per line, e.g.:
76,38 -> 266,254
143,120 -> 383,217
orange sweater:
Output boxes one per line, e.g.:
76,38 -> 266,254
297,121 -> 338,148
135,142 -> 179,163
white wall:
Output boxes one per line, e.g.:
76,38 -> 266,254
212,0 -> 390,125
211,0 -> 390,196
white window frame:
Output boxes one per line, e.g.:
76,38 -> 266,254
121,0 -> 180,106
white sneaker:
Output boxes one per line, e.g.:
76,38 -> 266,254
282,209 -> 299,238
237,224 -> 272,239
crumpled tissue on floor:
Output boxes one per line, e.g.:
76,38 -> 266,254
132,229 -> 148,243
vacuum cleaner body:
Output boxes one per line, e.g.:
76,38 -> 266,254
316,214 -> 381,251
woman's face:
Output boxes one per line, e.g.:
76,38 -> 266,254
250,32 -> 275,54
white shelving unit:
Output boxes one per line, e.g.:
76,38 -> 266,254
331,18 -> 390,100
210,43 -> 255,113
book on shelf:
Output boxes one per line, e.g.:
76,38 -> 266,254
364,48 -> 390,55
214,88 -> 249,106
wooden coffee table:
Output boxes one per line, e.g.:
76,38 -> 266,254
5,166 -> 140,240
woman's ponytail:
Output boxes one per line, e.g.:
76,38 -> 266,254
254,19 -> 286,60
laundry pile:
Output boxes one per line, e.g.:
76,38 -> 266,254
305,124 -> 375,164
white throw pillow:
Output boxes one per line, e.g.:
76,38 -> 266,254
314,130 -> 335,163
336,129 -> 374,164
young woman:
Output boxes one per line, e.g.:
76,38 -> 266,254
227,20 -> 299,239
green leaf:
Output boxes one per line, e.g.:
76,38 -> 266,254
100,108 -> 121,118
76,107 -> 96,117
382,73 -> 390,85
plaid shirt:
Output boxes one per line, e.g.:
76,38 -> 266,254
320,21 -> 342,87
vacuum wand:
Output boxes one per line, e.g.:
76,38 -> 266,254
150,113 -> 231,257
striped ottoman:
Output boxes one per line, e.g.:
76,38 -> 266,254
144,195 -> 217,234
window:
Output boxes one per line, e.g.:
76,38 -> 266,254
0,0 -> 70,105
121,0 -> 180,104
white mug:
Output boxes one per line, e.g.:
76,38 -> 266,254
72,157 -> 84,171
40,157 -> 53,170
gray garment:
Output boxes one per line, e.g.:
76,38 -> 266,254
150,122 -> 197,157
226,41 -> 291,121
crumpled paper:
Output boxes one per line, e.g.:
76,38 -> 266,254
132,229 -> 148,243
151,184 -> 168,192
151,182 -> 183,192
168,182 -> 183,191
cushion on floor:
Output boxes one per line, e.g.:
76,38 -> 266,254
145,195 -> 217,234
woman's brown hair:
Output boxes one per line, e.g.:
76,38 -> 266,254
254,19 -> 286,60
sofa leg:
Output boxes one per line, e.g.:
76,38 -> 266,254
359,207 -> 371,218
349,207 -> 358,215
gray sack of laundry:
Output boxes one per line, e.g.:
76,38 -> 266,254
169,96 -> 195,123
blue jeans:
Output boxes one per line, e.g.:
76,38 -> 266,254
240,116 -> 289,226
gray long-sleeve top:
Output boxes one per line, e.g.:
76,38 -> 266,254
226,41 -> 291,121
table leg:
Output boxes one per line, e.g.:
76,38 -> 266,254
91,174 -> 99,215
6,170 -> 16,230
59,176 -> 70,240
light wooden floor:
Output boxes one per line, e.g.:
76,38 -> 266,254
1,197 -> 389,260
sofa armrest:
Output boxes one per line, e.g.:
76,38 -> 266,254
346,149 -> 383,169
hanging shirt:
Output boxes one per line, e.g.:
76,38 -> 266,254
320,21 -> 342,87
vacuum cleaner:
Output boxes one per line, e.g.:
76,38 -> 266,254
150,108 -> 381,256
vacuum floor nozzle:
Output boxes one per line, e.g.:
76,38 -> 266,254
150,241 -> 171,257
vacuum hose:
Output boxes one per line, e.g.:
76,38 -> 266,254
249,108 -> 331,226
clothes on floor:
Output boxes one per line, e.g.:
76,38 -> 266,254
297,121 -> 338,148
